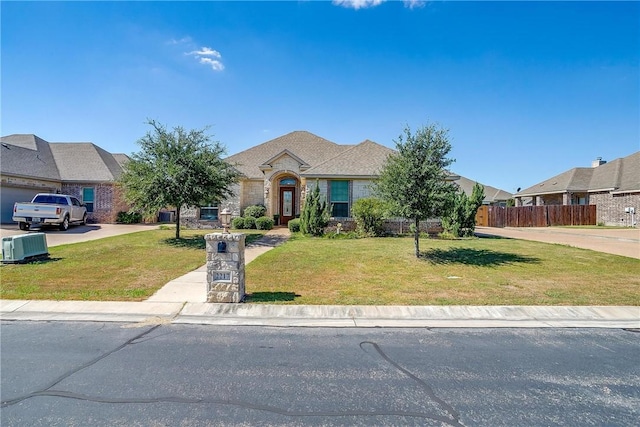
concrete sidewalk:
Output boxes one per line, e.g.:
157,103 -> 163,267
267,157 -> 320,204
1,300 -> 638,328
2,227 -> 638,328
145,227 -> 291,303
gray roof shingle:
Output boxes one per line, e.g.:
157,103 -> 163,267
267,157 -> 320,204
302,140 -> 394,178
516,151 -> 640,196
1,134 -> 126,184
49,143 -> 125,182
1,134 -> 61,181
453,175 -> 513,203
226,131 -> 350,179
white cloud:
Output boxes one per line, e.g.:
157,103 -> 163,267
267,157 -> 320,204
188,47 -> 222,58
403,0 -> 426,9
168,36 -> 192,45
199,57 -> 225,71
332,0 -> 427,10
332,0 -> 385,10
184,45 -> 225,72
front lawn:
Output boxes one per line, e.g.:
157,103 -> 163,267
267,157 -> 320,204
2,230 -> 638,305
245,234 -> 640,306
1,229 -> 264,301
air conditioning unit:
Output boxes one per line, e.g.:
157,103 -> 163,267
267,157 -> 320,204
2,233 -> 49,264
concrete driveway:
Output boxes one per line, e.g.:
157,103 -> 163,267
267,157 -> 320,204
475,226 -> 640,259
0,223 -> 160,247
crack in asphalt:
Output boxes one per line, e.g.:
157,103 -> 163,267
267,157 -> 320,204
1,325 -> 161,408
2,329 -> 464,424
360,341 -> 465,427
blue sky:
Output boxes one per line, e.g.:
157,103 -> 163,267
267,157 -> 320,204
2,1 -> 638,193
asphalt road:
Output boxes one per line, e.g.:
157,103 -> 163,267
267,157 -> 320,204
1,322 -> 638,426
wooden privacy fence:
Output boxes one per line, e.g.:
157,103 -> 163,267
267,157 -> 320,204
476,205 -> 597,228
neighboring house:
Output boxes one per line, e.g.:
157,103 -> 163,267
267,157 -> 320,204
514,152 -> 640,227
453,175 -> 512,206
0,134 -> 129,223
182,130 -> 511,228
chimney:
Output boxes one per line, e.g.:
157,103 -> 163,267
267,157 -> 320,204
591,157 -> 606,168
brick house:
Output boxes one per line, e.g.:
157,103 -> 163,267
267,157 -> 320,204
0,134 -> 129,223
182,130 -> 511,229
514,151 -> 640,227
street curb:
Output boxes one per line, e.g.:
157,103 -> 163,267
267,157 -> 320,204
2,300 -> 638,328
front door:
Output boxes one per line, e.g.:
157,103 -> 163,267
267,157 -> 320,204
279,187 -> 295,226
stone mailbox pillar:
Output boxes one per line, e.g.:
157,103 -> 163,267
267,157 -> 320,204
205,233 -> 246,303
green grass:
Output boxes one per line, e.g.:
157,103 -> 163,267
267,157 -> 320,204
244,234 -> 640,306
2,230 -> 638,305
1,229 -> 264,301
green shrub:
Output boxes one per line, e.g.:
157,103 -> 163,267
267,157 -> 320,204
352,197 -> 387,237
244,205 -> 266,218
243,216 -> 256,229
255,216 -> 274,230
300,180 -> 329,236
288,218 -> 301,232
116,211 -> 142,224
231,217 -> 246,229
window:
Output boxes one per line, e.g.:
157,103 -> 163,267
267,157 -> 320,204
200,206 -> 219,220
82,188 -> 94,212
330,180 -> 349,217
280,178 -> 296,186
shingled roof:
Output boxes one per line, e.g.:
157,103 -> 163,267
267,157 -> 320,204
453,175 -> 512,203
49,143 -> 127,182
226,131 -> 350,179
516,151 -> 640,196
302,140 -> 394,178
1,134 -> 127,183
1,134 -> 60,181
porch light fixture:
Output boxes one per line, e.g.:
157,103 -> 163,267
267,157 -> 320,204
220,208 -> 231,234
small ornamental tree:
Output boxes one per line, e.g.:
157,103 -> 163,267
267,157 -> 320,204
375,123 -> 457,257
300,180 -> 329,236
119,119 -> 241,239
443,182 -> 485,237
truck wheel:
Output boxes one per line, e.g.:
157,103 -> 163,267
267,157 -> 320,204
59,216 -> 70,231
19,222 -> 30,231
81,213 -> 88,225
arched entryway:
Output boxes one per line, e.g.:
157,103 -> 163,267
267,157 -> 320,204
277,176 -> 298,226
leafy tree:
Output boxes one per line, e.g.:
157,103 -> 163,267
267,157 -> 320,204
352,197 -> 387,237
119,119 -> 240,239
442,182 -> 485,237
300,180 -> 329,236
375,123 -> 456,257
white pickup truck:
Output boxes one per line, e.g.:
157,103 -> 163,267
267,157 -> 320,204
13,193 -> 88,231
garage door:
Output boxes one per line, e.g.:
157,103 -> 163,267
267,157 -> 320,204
0,187 -> 41,223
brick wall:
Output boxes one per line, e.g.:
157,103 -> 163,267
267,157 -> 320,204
62,183 -> 128,223
590,192 -> 639,226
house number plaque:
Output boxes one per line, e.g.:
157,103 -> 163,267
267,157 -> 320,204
213,271 -> 232,282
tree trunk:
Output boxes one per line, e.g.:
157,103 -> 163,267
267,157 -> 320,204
414,217 -> 420,258
175,207 -> 181,239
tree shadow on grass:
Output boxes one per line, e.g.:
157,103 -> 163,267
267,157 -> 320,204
245,292 -> 300,303
420,248 -> 540,267
163,236 -> 206,250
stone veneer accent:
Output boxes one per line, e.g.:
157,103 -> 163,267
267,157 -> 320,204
205,233 -> 246,303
